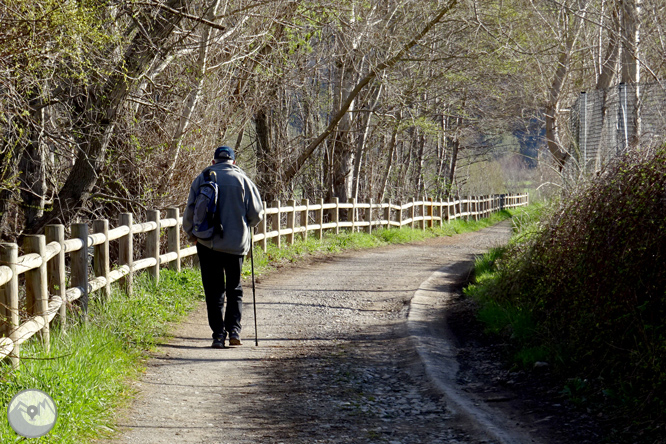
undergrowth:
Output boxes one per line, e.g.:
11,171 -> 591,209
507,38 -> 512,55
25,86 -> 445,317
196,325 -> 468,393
1,206 -> 521,442
465,146 -> 666,441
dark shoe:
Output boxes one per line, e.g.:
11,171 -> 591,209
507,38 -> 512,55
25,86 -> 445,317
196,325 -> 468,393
212,337 -> 226,349
228,334 -> 242,346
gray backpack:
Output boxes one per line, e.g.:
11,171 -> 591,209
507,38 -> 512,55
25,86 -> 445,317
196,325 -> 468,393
192,170 -> 223,239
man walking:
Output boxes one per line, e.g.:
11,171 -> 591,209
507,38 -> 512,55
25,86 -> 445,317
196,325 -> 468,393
183,146 -> 264,348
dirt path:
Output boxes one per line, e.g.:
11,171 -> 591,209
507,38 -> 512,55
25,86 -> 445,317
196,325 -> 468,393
110,223 -> 520,444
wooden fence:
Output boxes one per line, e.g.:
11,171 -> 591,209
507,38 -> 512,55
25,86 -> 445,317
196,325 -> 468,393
0,193 -> 528,367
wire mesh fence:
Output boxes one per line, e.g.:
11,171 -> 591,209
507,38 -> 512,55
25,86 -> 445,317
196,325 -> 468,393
565,81 -> 666,178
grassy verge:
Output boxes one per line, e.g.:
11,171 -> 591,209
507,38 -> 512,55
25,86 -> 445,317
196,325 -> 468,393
0,269 -> 204,442
1,207 -> 524,442
464,204 -> 549,366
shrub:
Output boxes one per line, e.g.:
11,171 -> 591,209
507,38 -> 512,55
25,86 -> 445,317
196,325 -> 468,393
478,145 -> 666,433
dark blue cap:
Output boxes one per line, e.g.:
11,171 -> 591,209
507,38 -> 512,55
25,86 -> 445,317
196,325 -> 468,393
214,146 -> 235,161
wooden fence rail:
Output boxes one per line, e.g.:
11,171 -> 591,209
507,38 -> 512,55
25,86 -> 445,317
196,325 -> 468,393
0,193 -> 528,367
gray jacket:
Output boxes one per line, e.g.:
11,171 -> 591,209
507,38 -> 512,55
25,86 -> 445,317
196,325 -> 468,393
183,162 -> 264,256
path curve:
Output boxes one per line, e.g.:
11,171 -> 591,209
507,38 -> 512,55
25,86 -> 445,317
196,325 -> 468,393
408,256 -> 538,444
111,223 -> 520,444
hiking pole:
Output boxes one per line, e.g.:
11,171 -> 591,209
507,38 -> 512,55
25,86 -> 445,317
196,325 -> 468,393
250,230 -> 258,346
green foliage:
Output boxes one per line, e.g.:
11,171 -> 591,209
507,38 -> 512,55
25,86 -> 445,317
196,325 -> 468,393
466,146 -> 666,439
2,0 -> 117,81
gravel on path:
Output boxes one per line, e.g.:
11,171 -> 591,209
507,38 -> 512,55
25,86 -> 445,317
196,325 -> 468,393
111,223 -> 513,444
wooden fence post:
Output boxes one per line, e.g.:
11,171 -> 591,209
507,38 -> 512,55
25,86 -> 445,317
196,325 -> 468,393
24,235 -> 50,351
258,201 -> 268,252
45,225 -> 66,327
409,198 -> 416,229
422,199 -> 427,230
119,213 -> 134,296
271,200 -> 281,247
1,243 -> 20,368
287,199 -> 296,245
333,198 -> 340,235
427,198 -> 433,228
71,223 -> 89,317
301,199 -> 309,241
316,198 -> 324,240
147,210 -> 160,283
366,198 -> 374,234
384,199 -> 391,229
93,219 -> 111,301
167,208 -> 181,272
348,198 -> 356,232
397,201 -> 403,227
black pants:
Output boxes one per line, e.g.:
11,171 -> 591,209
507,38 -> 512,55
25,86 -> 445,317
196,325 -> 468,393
196,243 -> 244,339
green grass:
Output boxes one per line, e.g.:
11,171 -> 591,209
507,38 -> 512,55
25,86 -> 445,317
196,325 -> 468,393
1,206 -> 527,442
0,269 -> 204,442
464,203 -> 548,367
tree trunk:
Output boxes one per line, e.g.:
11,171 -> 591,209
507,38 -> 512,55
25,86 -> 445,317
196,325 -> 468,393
544,2 -> 588,171
352,84 -> 382,199
447,137 -> 460,197
330,57 -> 357,211
398,140 -> 413,198
415,132 -> 426,197
378,124 -> 398,202
0,123 -> 28,241
436,112 -> 448,198
597,4 -> 621,90
621,0 -> 641,85
20,108 -> 47,228
447,97 -> 465,197
621,0 -> 641,145
26,0 -> 189,234
255,109 -> 280,203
